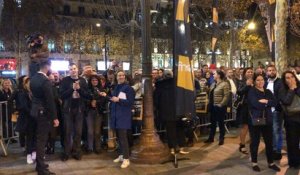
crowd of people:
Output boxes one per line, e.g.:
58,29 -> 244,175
1,60 -> 300,174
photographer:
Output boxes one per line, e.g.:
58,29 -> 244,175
26,34 -> 49,77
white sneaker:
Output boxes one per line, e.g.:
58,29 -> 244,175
113,155 -> 123,163
170,148 -> 175,154
27,154 -> 33,164
179,148 -> 189,154
121,159 -> 130,168
31,151 -> 36,161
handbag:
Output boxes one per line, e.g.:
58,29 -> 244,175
249,110 -> 266,126
285,94 -> 300,115
233,95 -> 244,109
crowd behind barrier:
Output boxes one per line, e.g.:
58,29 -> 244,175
1,60 -> 300,173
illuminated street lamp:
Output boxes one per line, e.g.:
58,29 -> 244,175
247,21 -> 256,30
96,23 -> 109,69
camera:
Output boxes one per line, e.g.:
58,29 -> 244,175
26,33 -> 43,49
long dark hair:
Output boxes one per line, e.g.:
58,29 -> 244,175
253,73 -> 264,87
281,70 -> 300,90
216,70 -> 226,80
242,67 -> 253,80
88,74 -> 102,90
17,75 -> 27,90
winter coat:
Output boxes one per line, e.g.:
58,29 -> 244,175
109,83 -> 135,129
278,86 -> 300,123
15,89 -> 32,132
154,78 -> 176,122
247,87 -> 277,125
209,80 -> 230,107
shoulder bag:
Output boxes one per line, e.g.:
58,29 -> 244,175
249,110 -> 266,126
285,94 -> 300,115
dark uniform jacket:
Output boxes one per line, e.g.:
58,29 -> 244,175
30,72 -> 57,121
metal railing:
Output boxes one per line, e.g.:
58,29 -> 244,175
0,101 -> 19,156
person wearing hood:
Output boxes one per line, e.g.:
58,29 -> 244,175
154,70 -> 189,154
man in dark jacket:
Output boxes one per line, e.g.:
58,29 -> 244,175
60,63 -> 91,161
265,65 -> 283,160
30,60 -> 59,175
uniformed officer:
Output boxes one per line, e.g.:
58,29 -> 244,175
30,60 -> 59,175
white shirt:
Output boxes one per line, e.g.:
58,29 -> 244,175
266,77 -> 277,112
297,74 -> 300,81
37,71 -> 48,78
228,78 -> 237,95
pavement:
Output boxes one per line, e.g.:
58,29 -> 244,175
0,130 -> 299,175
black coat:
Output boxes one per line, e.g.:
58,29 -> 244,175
15,89 -> 32,132
264,78 -> 283,112
279,86 -> 300,123
60,76 -> 91,113
154,78 -> 176,122
30,72 -> 57,121
247,87 -> 277,125
0,89 -> 14,121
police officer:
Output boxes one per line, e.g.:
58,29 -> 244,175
30,60 -> 59,175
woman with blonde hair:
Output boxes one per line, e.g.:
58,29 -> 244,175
0,78 -> 15,141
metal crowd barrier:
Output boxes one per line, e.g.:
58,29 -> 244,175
0,101 -> 19,156
131,97 -> 166,136
104,95 -> 236,140
195,92 -> 237,135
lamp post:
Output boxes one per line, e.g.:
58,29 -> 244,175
96,23 -> 109,70
104,33 -> 108,70
131,0 -> 169,164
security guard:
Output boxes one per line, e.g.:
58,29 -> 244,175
30,60 -> 59,175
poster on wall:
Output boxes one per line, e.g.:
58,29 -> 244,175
0,58 -> 17,70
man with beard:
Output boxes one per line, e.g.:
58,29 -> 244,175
30,60 -> 59,175
265,65 -> 283,160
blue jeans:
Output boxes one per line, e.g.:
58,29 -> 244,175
272,111 -> 283,153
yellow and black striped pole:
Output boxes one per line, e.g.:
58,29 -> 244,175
174,0 -> 195,118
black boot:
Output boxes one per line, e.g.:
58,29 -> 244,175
218,139 -> 224,145
239,144 -> 248,154
37,169 -> 55,175
204,138 -> 214,143
268,164 -> 281,172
